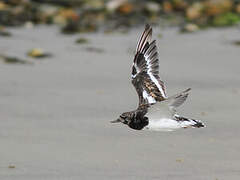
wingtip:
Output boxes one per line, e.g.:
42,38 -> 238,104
145,24 -> 152,34
184,88 -> 191,93
192,120 -> 206,128
145,23 -> 151,30
136,23 -> 153,53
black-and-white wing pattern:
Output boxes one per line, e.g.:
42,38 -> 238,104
132,24 -> 167,105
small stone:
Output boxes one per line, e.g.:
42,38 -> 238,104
117,2 -> 133,14
186,2 -> 203,20
59,9 -> 79,20
83,0 -> 104,9
27,48 -> 51,58
106,0 -> 127,12
0,26 -> 11,37
181,23 -> 199,33
0,2 -> 8,10
172,0 -> 188,11
54,8 -> 79,26
145,2 -> 161,14
39,4 -> 58,17
176,159 -> 183,163
236,4 -> 240,14
205,0 -> 233,16
75,38 -> 89,44
61,19 -> 80,34
163,1 -> 173,13
24,21 -> 34,29
53,15 -> 67,25
85,47 -> 104,53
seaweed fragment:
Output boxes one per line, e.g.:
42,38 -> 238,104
232,40 -> 240,46
0,55 -> 31,64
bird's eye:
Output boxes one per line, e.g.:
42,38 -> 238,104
123,119 -> 129,124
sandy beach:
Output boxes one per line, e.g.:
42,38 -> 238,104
0,26 -> 240,180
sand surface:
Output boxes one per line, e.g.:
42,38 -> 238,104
0,26 -> 240,180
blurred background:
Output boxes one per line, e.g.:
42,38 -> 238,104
1,0 -> 240,33
0,0 -> 240,180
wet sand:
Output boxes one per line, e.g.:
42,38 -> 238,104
0,26 -> 240,180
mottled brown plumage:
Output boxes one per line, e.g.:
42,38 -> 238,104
131,24 -> 166,106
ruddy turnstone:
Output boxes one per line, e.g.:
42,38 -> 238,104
111,24 -> 205,131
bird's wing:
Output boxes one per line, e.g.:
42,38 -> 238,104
131,24 -> 167,106
165,88 -> 191,109
145,88 -> 191,122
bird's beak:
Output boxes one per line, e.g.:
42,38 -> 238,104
110,118 -> 122,123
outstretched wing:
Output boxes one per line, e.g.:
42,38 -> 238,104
165,88 -> 191,109
132,24 -> 167,105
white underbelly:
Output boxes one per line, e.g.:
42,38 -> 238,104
143,118 -> 182,131
144,101 -> 178,131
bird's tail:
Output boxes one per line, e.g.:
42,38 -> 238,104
174,115 -> 205,128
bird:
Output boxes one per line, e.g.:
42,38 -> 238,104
111,24 -> 205,131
